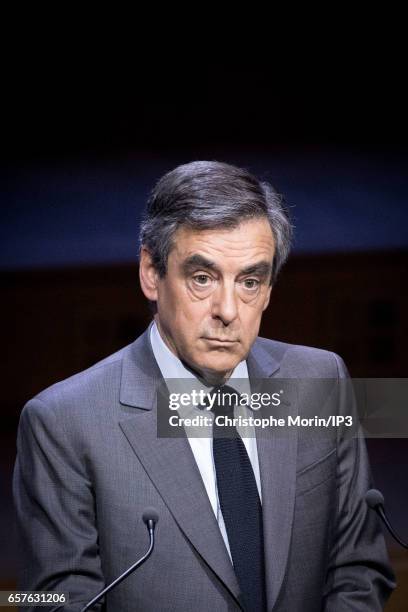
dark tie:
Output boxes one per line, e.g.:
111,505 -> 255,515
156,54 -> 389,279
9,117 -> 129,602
211,385 -> 266,612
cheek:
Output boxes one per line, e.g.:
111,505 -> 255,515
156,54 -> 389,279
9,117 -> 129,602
162,298 -> 207,342
239,307 -> 264,339
177,287 -> 211,321
241,297 -> 266,320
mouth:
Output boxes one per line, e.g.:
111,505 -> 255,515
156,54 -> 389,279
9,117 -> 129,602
202,337 -> 239,344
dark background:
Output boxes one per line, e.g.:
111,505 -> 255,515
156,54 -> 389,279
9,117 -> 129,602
2,52 -> 408,609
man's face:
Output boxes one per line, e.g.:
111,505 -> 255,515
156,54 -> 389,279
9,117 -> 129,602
140,217 -> 274,384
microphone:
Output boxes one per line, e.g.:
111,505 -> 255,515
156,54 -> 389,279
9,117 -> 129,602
81,508 -> 159,612
143,507 -> 159,533
365,489 -> 408,550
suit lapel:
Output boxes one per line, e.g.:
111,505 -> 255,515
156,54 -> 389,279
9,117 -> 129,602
118,325 -> 242,606
247,341 -> 298,611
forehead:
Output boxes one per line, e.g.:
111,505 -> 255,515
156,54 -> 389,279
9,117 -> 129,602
170,218 -> 275,263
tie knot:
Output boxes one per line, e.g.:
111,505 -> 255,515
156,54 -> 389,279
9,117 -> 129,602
210,384 -> 241,416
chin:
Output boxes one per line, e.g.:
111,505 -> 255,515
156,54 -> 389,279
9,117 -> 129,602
200,355 -> 239,375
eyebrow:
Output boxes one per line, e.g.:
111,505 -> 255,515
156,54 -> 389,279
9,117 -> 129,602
181,254 -> 272,279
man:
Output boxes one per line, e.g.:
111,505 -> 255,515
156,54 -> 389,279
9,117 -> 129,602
13,161 -> 395,610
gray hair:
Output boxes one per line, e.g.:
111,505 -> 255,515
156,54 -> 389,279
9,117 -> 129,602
139,160 -> 293,285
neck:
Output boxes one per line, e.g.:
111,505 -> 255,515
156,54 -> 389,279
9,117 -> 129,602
153,317 -> 233,386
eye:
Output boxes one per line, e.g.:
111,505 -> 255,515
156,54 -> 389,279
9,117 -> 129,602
193,274 -> 211,285
242,278 -> 260,290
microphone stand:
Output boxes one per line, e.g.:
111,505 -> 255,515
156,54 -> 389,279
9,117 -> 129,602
81,515 -> 157,611
374,503 -> 408,550
366,489 -> 408,550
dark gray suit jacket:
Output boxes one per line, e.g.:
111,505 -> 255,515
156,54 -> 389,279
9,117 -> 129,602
13,325 -> 395,611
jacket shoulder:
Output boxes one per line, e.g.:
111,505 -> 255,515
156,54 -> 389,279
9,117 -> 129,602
256,336 -> 347,377
29,343 -> 132,410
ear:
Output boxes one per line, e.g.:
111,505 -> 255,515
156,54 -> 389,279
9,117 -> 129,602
139,247 -> 159,301
262,285 -> 272,311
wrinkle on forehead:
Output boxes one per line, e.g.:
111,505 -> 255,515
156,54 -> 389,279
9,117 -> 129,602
172,219 -> 275,264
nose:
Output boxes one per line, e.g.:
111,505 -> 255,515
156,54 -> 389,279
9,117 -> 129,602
210,280 -> 239,325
